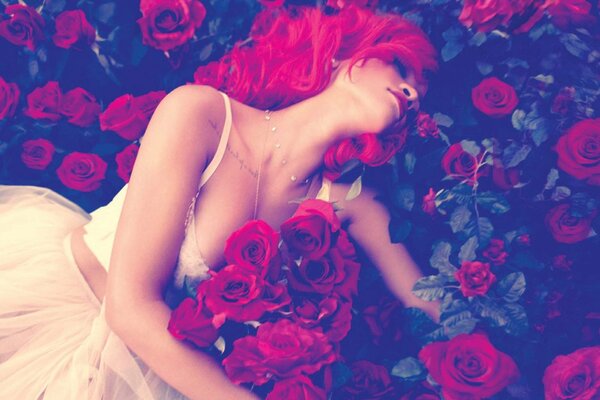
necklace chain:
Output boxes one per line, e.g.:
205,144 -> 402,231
253,109 -> 310,220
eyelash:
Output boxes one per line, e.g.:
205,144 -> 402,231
393,59 -> 407,78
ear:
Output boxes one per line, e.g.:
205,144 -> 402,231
332,57 -> 340,69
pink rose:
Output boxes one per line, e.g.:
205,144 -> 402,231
21,138 -> 55,170
0,4 -> 45,51
52,9 -> 96,50
23,81 -> 63,122
471,77 -> 519,118
115,143 -> 139,183
455,260 -> 496,297
0,76 -> 20,120
60,87 -> 101,127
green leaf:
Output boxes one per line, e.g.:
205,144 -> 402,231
469,32 -> 488,46
497,272 -> 526,302
512,110 -> 526,131
502,143 -> 531,168
460,140 -> 481,157
391,357 -> 425,380
513,251 -> 545,271
183,276 -> 198,298
345,175 -> 362,201
413,275 -> 447,301
404,151 -> 416,175
503,303 -> 529,336
443,313 -> 479,338
442,40 -> 464,62
433,113 -> 454,128
476,192 -> 510,214
477,217 -> 494,245
531,126 -> 549,147
96,2 -> 116,24
472,297 -> 509,327
458,236 -> 478,263
560,33 -> 590,59
544,168 -> 559,191
430,241 -> 457,276
450,205 -> 472,233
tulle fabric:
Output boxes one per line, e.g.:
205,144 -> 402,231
0,185 -> 188,400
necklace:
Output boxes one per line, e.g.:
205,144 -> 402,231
252,109 -> 310,219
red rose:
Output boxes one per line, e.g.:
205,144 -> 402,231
199,264 -> 288,322
224,220 -> 280,276
133,90 -> 167,120
0,4 -> 45,51
115,143 -> 139,183
23,81 -> 63,122
491,156 -> 521,190
416,112 -> 440,139
52,9 -> 95,50
554,119 -> 600,186
100,94 -> 149,140
471,77 -> 519,118
0,76 -> 20,120
543,346 -> 600,400
418,333 -> 520,400
551,86 -> 576,116
362,295 -> 404,346
326,0 -> 379,9
266,375 -> 327,400
339,360 -> 395,399
21,138 -> 55,170
482,238 -> 508,266
421,187 -> 437,216
455,260 -> 496,297
292,294 -> 352,342
56,152 -> 107,192
458,0 -> 545,33
281,199 -> 341,260
258,0 -> 285,7
223,319 -> 336,385
59,87 -> 101,127
288,246 -> 360,299
547,0 -> 597,30
137,0 -> 207,52
545,203 -> 597,244
441,143 -> 489,186
167,297 -> 225,348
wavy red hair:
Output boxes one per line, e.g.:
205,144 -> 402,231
194,5 -> 437,179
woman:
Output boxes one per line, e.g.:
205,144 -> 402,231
0,5 -> 438,400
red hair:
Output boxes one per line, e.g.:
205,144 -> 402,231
195,5 -> 437,179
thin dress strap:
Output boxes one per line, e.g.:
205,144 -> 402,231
183,91 -> 232,229
198,91 -> 232,190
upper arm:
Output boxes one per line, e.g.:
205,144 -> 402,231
105,85 -> 222,319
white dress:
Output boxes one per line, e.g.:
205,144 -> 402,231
0,92 -> 233,399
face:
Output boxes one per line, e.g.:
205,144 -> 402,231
329,57 -> 425,134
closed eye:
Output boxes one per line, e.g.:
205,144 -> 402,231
393,59 -> 407,78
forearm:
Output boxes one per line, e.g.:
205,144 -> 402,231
107,300 -> 259,400
378,255 -> 442,324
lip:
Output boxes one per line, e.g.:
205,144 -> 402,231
387,88 -> 409,122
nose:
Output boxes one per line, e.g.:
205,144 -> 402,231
398,83 -> 419,110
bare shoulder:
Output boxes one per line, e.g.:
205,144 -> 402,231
140,84 -> 225,148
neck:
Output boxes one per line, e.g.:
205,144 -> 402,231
260,86 -> 367,185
